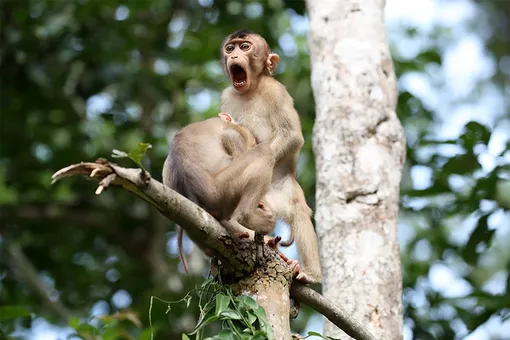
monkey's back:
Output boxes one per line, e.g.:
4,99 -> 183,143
164,118 -> 232,206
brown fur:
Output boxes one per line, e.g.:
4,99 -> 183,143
220,31 -> 322,284
162,116 -> 276,272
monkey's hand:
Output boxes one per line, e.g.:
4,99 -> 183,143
269,246 -> 315,285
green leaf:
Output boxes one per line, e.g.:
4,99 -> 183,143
461,122 -> 491,150
418,49 -> 442,64
0,306 -> 32,320
215,294 -> 231,316
219,310 -> 242,320
216,329 -> 236,340
111,142 -> 152,170
462,214 -> 495,264
189,315 -> 219,335
250,331 -> 269,340
307,331 -> 324,336
137,328 -> 154,340
246,311 -> 257,325
306,331 -> 337,339
182,334 -> 191,340
127,142 -> 152,167
234,295 -> 258,310
442,153 -> 480,175
251,306 -> 267,323
68,317 -> 81,329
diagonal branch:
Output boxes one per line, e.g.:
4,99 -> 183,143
3,243 -> 72,321
291,283 -> 377,340
51,158 -> 377,340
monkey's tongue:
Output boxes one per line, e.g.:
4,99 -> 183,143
230,65 -> 247,87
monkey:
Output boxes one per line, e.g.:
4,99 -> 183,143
219,30 -> 322,284
163,113 -> 277,272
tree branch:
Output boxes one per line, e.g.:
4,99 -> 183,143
3,243 -> 72,321
51,159 -> 377,340
291,283 -> 377,340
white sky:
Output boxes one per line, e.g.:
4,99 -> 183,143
23,0 -> 510,339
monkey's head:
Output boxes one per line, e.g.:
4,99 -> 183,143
222,30 -> 280,93
240,200 -> 275,236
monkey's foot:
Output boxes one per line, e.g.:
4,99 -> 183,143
285,258 -> 315,284
265,235 -> 282,249
235,231 -> 250,239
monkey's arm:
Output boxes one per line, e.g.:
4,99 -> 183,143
221,128 -> 249,157
269,119 -> 304,167
270,132 -> 304,163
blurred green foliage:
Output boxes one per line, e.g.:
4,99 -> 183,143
0,0 -> 509,339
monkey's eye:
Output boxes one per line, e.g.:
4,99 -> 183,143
225,44 -> 235,53
240,43 -> 250,51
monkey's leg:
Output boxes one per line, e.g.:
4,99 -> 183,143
221,128 -> 249,157
228,148 -> 275,234
287,179 -> 322,284
216,144 -> 275,237
268,178 -> 322,284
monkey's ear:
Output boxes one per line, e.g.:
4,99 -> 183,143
265,53 -> 280,75
218,112 -> 234,123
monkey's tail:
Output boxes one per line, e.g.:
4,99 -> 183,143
177,225 -> 189,273
279,232 -> 295,247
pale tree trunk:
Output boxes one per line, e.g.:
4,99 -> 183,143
306,0 -> 406,339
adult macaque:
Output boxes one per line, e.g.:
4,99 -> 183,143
220,30 -> 322,284
163,113 -> 276,271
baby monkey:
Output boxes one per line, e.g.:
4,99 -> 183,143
163,113 -> 276,271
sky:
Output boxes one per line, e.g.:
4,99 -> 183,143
19,0 -> 510,339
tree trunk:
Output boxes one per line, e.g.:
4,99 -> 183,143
232,260 -> 293,340
306,0 -> 406,339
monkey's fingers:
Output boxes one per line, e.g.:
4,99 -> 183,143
265,235 -> 282,249
292,266 -> 315,284
286,258 -> 300,274
276,250 -> 292,263
236,232 -> 250,239
286,258 -> 314,284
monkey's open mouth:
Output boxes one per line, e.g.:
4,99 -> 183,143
230,64 -> 247,88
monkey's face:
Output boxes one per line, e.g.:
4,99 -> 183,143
223,35 -> 267,93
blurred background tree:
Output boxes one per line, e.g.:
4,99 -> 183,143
0,0 -> 508,339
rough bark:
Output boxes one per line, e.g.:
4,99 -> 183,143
233,258 -> 294,340
306,0 -> 406,339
